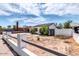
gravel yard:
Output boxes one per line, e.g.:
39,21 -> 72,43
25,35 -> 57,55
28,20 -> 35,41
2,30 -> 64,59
10,33 -> 79,56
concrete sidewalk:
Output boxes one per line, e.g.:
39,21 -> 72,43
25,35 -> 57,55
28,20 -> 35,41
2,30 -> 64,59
0,35 -> 14,56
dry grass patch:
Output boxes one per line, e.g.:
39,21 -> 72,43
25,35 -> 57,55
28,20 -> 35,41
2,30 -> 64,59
55,35 -> 71,39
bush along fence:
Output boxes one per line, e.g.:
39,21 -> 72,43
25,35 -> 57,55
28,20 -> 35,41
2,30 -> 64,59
2,32 -> 37,56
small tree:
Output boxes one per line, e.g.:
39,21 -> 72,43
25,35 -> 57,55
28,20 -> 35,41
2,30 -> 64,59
30,27 -> 37,34
57,23 -> 63,29
13,25 -> 16,31
40,25 -> 49,35
64,20 -> 72,28
2,27 -> 6,30
0,26 -> 3,31
7,25 -> 11,29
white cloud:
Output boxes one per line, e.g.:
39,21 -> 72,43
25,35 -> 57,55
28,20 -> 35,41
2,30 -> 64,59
0,3 -> 23,16
18,3 -> 40,16
43,3 -> 79,16
23,17 -> 46,24
0,9 -> 11,16
8,16 -> 47,26
64,4 -> 79,15
0,3 -> 79,16
8,17 -> 27,22
0,3 -> 41,16
0,3 -> 79,26
24,17 -> 47,26
1,3 -> 24,13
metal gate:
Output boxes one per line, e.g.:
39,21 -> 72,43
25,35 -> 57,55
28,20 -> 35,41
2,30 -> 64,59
49,29 -> 55,36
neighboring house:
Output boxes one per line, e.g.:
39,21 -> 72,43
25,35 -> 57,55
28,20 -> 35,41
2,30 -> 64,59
23,26 -> 32,32
34,23 -> 57,35
70,23 -> 79,27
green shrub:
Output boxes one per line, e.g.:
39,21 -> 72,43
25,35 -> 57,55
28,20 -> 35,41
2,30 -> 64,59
40,25 -> 49,35
0,26 -> 3,31
30,27 -> 37,34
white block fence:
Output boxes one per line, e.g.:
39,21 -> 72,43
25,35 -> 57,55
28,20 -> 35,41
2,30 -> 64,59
2,32 -> 37,56
55,29 -> 79,44
55,29 -> 74,36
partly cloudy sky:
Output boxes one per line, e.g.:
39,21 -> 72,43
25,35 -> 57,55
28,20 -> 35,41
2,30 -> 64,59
0,3 -> 79,27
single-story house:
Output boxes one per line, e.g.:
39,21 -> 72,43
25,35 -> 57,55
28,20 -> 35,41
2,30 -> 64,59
34,23 -> 57,35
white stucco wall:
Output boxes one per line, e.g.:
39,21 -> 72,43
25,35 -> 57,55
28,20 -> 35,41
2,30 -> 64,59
55,29 -> 74,36
35,27 -> 41,34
